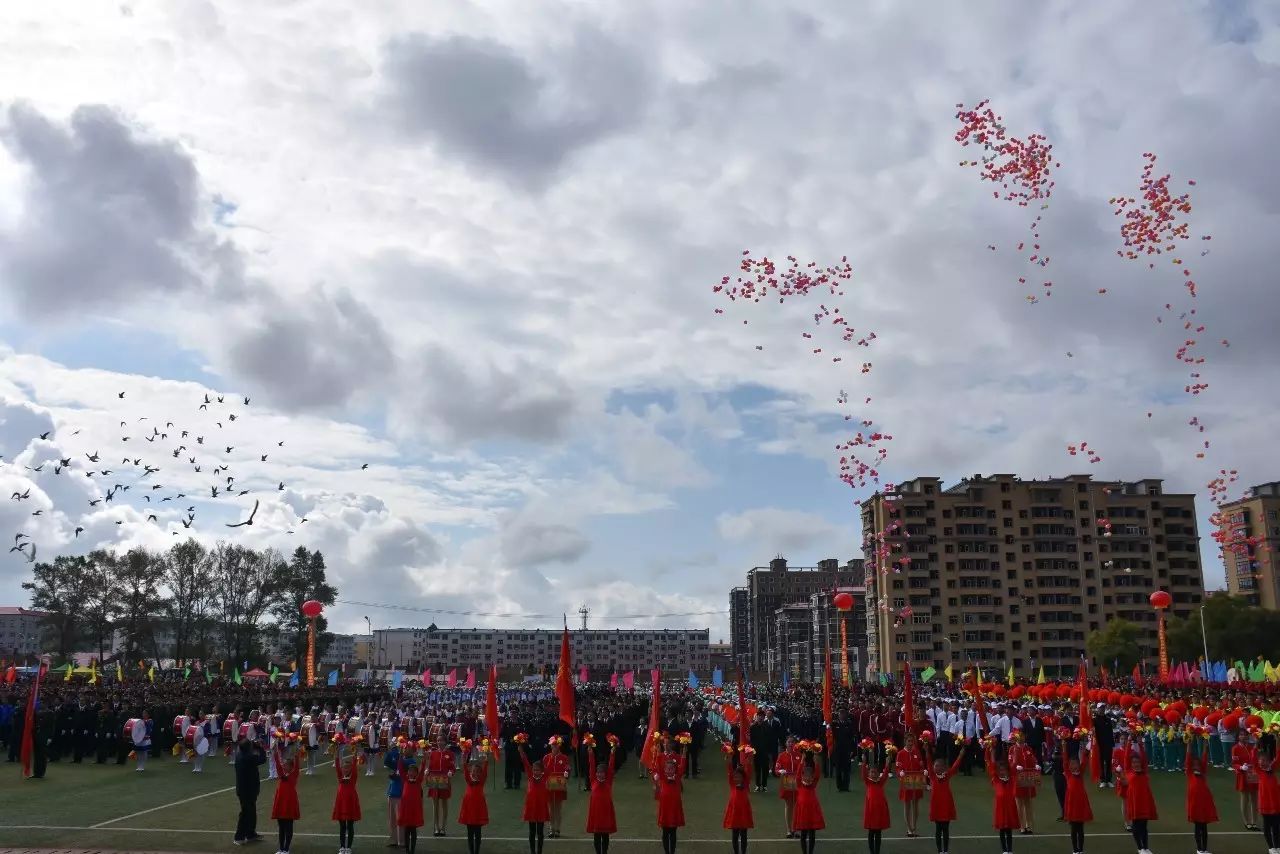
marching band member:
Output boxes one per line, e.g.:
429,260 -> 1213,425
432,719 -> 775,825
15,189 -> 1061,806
427,731 -> 456,837
544,735 -> 572,838
134,710 -> 153,772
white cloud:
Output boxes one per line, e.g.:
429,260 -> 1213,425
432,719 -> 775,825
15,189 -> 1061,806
716,507 -> 844,555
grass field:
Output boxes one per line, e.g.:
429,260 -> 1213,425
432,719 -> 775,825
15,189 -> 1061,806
0,752 -> 1267,853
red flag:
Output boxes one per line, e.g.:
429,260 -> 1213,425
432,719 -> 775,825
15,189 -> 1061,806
822,647 -> 834,753
20,662 -> 46,778
555,619 -> 577,745
737,671 -> 750,748
446,669 -> 457,688
485,664 -> 500,758
902,661 -> 915,731
1131,663 -> 1144,688
465,667 -> 476,689
1077,662 -> 1092,731
644,668 -> 662,767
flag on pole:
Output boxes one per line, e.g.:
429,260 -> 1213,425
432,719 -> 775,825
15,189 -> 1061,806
902,660 -> 915,731
465,668 -> 476,689
782,667 -> 790,690
89,661 -> 98,685
183,666 -> 191,680
485,664 -> 500,756
822,647 -> 834,753
921,666 -> 937,682
391,670 -> 402,692
737,671 -> 750,748
1007,664 -> 1015,686
622,671 -> 634,691
578,666 -> 588,684
688,670 -> 699,690
20,660 -> 46,778
610,672 -> 619,689
269,665 -> 279,684
1037,665 -> 1047,684
147,665 -> 155,683
711,667 -> 723,688
289,670 -> 299,688
944,663 -> 953,683
329,669 -> 339,687
969,665 -> 989,732
205,667 -> 212,685
116,662 -> 123,682
644,668 -> 662,767
555,617 -> 577,745
233,667 -> 242,686
63,662 -> 73,682
446,669 -> 457,688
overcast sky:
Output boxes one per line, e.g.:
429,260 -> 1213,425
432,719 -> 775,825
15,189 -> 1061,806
1,1 -> 1277,644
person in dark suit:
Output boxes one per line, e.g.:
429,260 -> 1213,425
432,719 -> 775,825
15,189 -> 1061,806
501,713 -> 524,789
1093,710 -> 1115,787
96,701 -> 115,764
74,698 -> 96,763
688,711 -> 707,778
233,736 -> 267,845
832,712 -> 855,791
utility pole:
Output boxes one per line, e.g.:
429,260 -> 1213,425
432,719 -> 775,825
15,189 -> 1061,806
578,605 -> 590,632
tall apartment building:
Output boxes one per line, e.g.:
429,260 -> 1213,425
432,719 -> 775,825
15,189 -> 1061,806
0,607 -> 50,658
1218,482 -> 1280,608
370,627 -> 710,674
769,587 -> 867,683
728,556 -> 865,672
861,474 -> 1204,680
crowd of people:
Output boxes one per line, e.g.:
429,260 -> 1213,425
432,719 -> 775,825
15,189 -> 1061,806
4,672 -> 1280,854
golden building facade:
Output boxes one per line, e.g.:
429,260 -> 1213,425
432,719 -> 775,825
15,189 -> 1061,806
1217,482 -> 1280,609
860,474 -> 1203,680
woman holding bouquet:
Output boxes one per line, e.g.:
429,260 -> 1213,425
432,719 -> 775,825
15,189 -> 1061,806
518,737 -> 551,854
332,735 -> 364,854
722,743 -> 754,854
545,735 -> 572,839
793,742 -> 825,854
426,731 -> 457,838
587,736 -> 619,854
270,732 -> 303,854
925,737 -> 964,854
398,741 -> 427,854
654,733 -> 689,854
1184,729 -> 1218,854
458,741 -> 490,854
1121,735 -> 1158,854
895,732 -> 926,838
1010,730 -> 1040,836
984,738 -> 1019,854
861,740 -> 891,854
1062,733 -> 1093,854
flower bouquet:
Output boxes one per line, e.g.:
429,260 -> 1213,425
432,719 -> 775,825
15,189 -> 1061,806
582,733 -> 597,749
513,732 -> 529,746
721,742 -> 735,755
675,732 -> 693,746
606,733 -> 620,748
739,744 -> 755,756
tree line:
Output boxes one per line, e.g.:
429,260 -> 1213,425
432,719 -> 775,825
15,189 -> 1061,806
20,540 -> 338,669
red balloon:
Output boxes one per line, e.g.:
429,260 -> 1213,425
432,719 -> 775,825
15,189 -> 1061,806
1205,711 -> 1222,727
301,599 -> 324,619
1163,709 -> 1181,725
1149,590 -> 1172,609
833,592 -> 854,611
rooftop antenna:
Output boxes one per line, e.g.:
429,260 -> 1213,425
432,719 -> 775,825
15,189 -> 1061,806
578,605 -> 590,632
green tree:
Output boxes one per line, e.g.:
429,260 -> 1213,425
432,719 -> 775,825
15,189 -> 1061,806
1166,595 -> 1280,664
270,546 -> 338,665
22,555 -> 84,660
79,550 -> 118,664
162,538 -> 214,667
1086,618 -> 1143,671
211,543 -> 282,664
113,548 -> 164,663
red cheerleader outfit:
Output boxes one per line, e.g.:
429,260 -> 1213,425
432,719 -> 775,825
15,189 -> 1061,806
792,761 -> 825,832
270,751 -> 302,822
1257,760 -> 1280,816
545,748 -> 571,804
774,748 -> 801,803
331,754 -> 363,822
426,747 -> 456,801
1122,742 -> 1158,822
927,753 -> 965,823
654,754 -> 687,829
1062,746 -> 1093,824
399,760 -> 426,829
458,762 -> 489,826
1110,745 -> 1129,801
521,754 -> 551,823
1232,742 -> 1259,793
1184,748 -> 1218,824
1011,742 -> 1040,799
586,748 -> 618,835
862,765 -> 891,831
723,755 -> 754,831
988,764 -> 1020,831
894,745 -> 926,803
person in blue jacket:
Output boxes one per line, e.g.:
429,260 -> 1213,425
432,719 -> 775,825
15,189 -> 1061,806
386,741 -> 404,848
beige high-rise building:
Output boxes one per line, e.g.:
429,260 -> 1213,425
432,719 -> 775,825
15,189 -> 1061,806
861,474 -> 1204,680
1217,482 -> 1280,609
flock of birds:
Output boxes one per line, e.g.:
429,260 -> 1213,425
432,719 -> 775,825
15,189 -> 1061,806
4,390 -> 372,564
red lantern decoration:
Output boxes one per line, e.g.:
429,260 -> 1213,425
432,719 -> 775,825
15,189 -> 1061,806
1148,590 -> 1171,610
301,600 -> 324,619
832,592 -> 853,611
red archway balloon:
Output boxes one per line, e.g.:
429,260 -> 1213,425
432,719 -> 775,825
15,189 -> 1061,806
833,592 -> 854,611
301,599 -> 324,619
1149,590 -> 1171,610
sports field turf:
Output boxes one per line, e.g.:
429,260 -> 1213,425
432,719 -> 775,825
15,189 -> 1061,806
0,753 -> 1265,853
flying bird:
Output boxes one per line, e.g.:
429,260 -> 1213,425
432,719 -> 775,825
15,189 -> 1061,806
226,499 -> 260,528
74,527 -> 84,538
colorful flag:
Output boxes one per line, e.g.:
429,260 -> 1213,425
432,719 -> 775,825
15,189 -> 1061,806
1037,665 -> 1046,684
555,619 -> 576,745
233,667 -> 242,686
89,661 -> 98,685
147,665 -> 155,683
688,670 -> 699,690
63,662 -> 73,682
485,664 -> 499,755
465,668 -> 476,689
390,670 -> 400,691
183,666 -> 191,680
921,666 -> 937,682
20,661 -> 46,778
269,665 -> 279,684
902,660 -> 915,730
822,648 -> 834,753
622,671 -> 634,691
737,671 -> 750,748
644,668 -> 662,767
289,670 -> 299,688
579,666 -> 588,684
610,672 -> 619,689
944,663 -> 953,683
1007,664 -> 1015,686
446,669 -> 457,688
782,667 -> 790,690
205,667 -> 212,685
711,667 -> 723,688
116,662 -> 123,682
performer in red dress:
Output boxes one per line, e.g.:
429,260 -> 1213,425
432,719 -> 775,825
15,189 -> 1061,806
1062,741 -> 1092,854
774,735 -> 801,839
792,749 -> 825,854
861,748 -> 891,854
398,753 -> 427,854
1231,735 -> 1260,831
1009,732 -> 1040,835
926,745 -> 964,854
544,737 -> 572,839
654,746 -> 688,854
1121,736 -> 1158,854
457,746 -> 490,854
985,743 -> 1019,854
519,745 -> 551,854
426,734 -> 457,838
722,747 -> 754,854
1256,746 -> 1280,854
586,744 -> 618,854
270,742 -> 302,854
1184,735 -> 1217,854
332,745 -> 363,854
1110,741 -> 1131,831
895,733 -> 926,838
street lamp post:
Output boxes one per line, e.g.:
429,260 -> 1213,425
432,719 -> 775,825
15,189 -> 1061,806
1199,604 -> 1210,666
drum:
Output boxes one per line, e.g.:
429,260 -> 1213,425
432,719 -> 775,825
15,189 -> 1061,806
1017,769 -> 1041,789
327,719 -> 340,739
238,722 -> 257,742
348,716 -> 362,735
379,722 -> 393,749
547,775 -> 567,791
899,771 -> 926,791
122,718 -> 146,746
305,722 -> 320,748
415,717 -> 427,739
222,716 -> 239,742
429,723 -> 445,743
173,715 -> 190,738
779,773 -> 797,792
207,714 -> 219,739
248,708 -> 261,723
184,724 -> 208,756
447,723 -> 463,744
